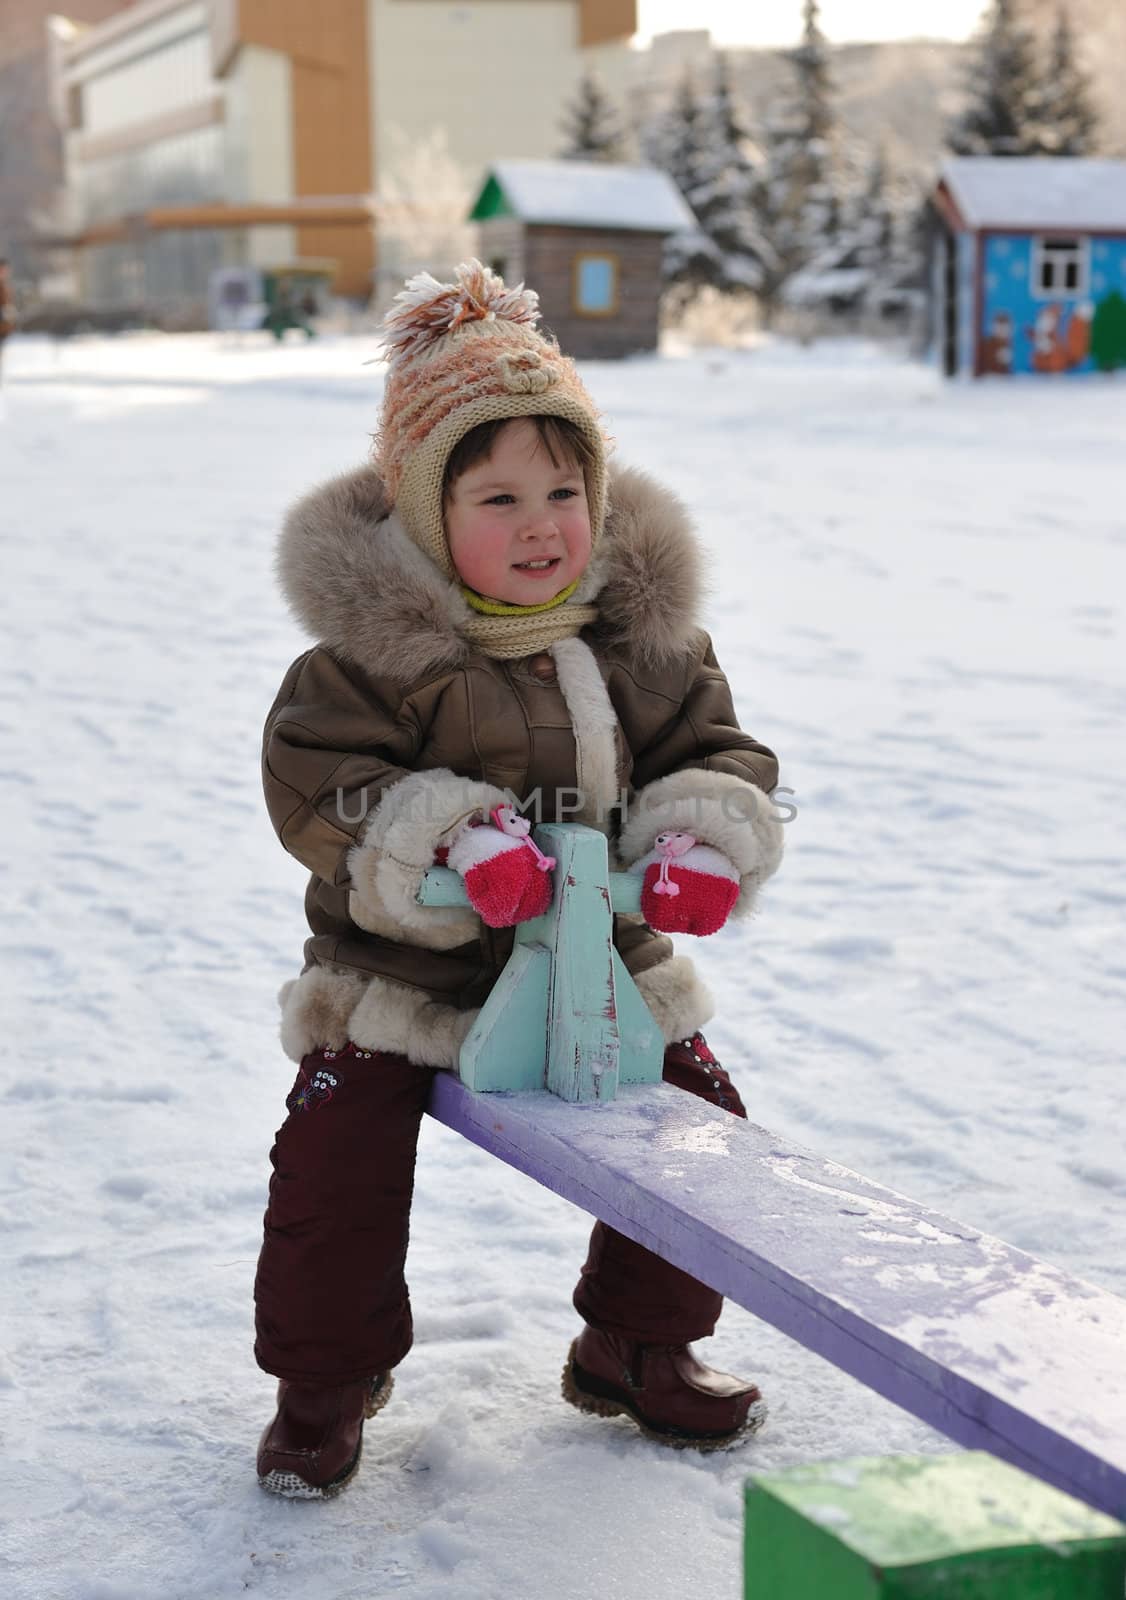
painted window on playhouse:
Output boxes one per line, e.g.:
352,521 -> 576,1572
1032,236 -> 1090,298
574,253 -> 619,316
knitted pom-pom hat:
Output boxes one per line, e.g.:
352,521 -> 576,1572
374,259 -> 609,583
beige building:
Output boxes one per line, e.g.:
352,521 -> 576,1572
47,0 -> 639,315
0,0 -> 125,283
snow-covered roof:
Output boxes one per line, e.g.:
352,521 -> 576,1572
941,158 -> 1126,231
471,160 -> 696,233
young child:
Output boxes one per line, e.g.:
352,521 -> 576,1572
254,261 -> 784,1497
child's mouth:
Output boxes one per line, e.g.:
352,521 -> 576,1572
512,557 -> 561,575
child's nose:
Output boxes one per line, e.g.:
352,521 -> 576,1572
519,514 -> 558,540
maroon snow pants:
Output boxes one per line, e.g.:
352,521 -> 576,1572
253,1035 -> 746,1386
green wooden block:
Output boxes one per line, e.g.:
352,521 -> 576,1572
744,1452 -> 1126,1600
458,942 -> 550,1092
610,949 -> 664,1085
417,824 -> 662,1098
543,825 -> 621,1102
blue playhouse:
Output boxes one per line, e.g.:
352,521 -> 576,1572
929,157 -> 1126,378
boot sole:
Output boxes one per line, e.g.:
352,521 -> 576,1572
257,1373 -> 394,1499
560,1341 -> 767,1452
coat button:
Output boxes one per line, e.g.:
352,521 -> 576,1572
528,653 -> 556,683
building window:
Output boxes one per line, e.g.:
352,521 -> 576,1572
1032,236 -> 1089,297
573,253 -> 618,317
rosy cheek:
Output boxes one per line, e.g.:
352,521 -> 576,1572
563,512 -> 592,561
451,517 -> 512,590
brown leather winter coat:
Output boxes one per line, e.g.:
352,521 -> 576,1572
264,461 -> 784,1068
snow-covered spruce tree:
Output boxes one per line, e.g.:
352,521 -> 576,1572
644,68 -> 724,308
559,70 -> 628,163
854,153 -> 929,314
645,58 -> 777,309
792,0 -> 834,148
752,0 -> 840,309
895,186 -> 933,298
947,0 -> 1048,156
1036,5 -> 1100,155
791,0 -> 839,263
749,114 -> 803,305
643,67 -> 707,200
782,143 -> 926,328
845,144 -> 895,270
685,54 -> 777,297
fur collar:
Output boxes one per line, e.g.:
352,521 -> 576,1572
276,460 -> 705,687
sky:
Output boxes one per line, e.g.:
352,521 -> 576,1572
636,0 -> 985,49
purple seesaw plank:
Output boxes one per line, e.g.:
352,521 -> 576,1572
427,1074 -> 1126,1519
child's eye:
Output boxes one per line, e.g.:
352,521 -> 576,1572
550,488 -> 578,501
484,494 -> 515,505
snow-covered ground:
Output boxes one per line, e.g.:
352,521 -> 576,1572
3,331 -> 1124,1599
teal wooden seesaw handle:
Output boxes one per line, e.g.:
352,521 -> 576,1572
416,822 -> 664,1102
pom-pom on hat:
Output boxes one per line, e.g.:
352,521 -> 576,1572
374,260 -> 609,581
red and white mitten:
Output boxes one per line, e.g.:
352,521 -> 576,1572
447,806 -> 555,928
632,830 -> 739,937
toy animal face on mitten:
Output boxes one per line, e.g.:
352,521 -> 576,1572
633,833 -> 739,937
492,805 -> 557,871
447,809 -> 555,928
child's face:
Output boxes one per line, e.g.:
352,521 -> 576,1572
444,418 -> 592,604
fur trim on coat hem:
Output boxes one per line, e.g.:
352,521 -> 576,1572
278,952 -> 713,1068
348,972 -> 479,1068
279,967 -> 478,1069
279,968 -> 369,1061
617,768 -> 784,918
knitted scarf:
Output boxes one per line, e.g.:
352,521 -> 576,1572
459,578 -> 599,660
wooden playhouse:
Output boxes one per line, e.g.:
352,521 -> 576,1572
929,156 -> 1126,378
469,160 -> 694,359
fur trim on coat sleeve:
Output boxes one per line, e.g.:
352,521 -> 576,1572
346,768 -> 510,948
617,769 -> 784,918
632,954 -> 714,1041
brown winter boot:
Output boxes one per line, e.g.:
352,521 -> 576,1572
561,1328 -> 766,1450
256,1373 -> 393,1498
